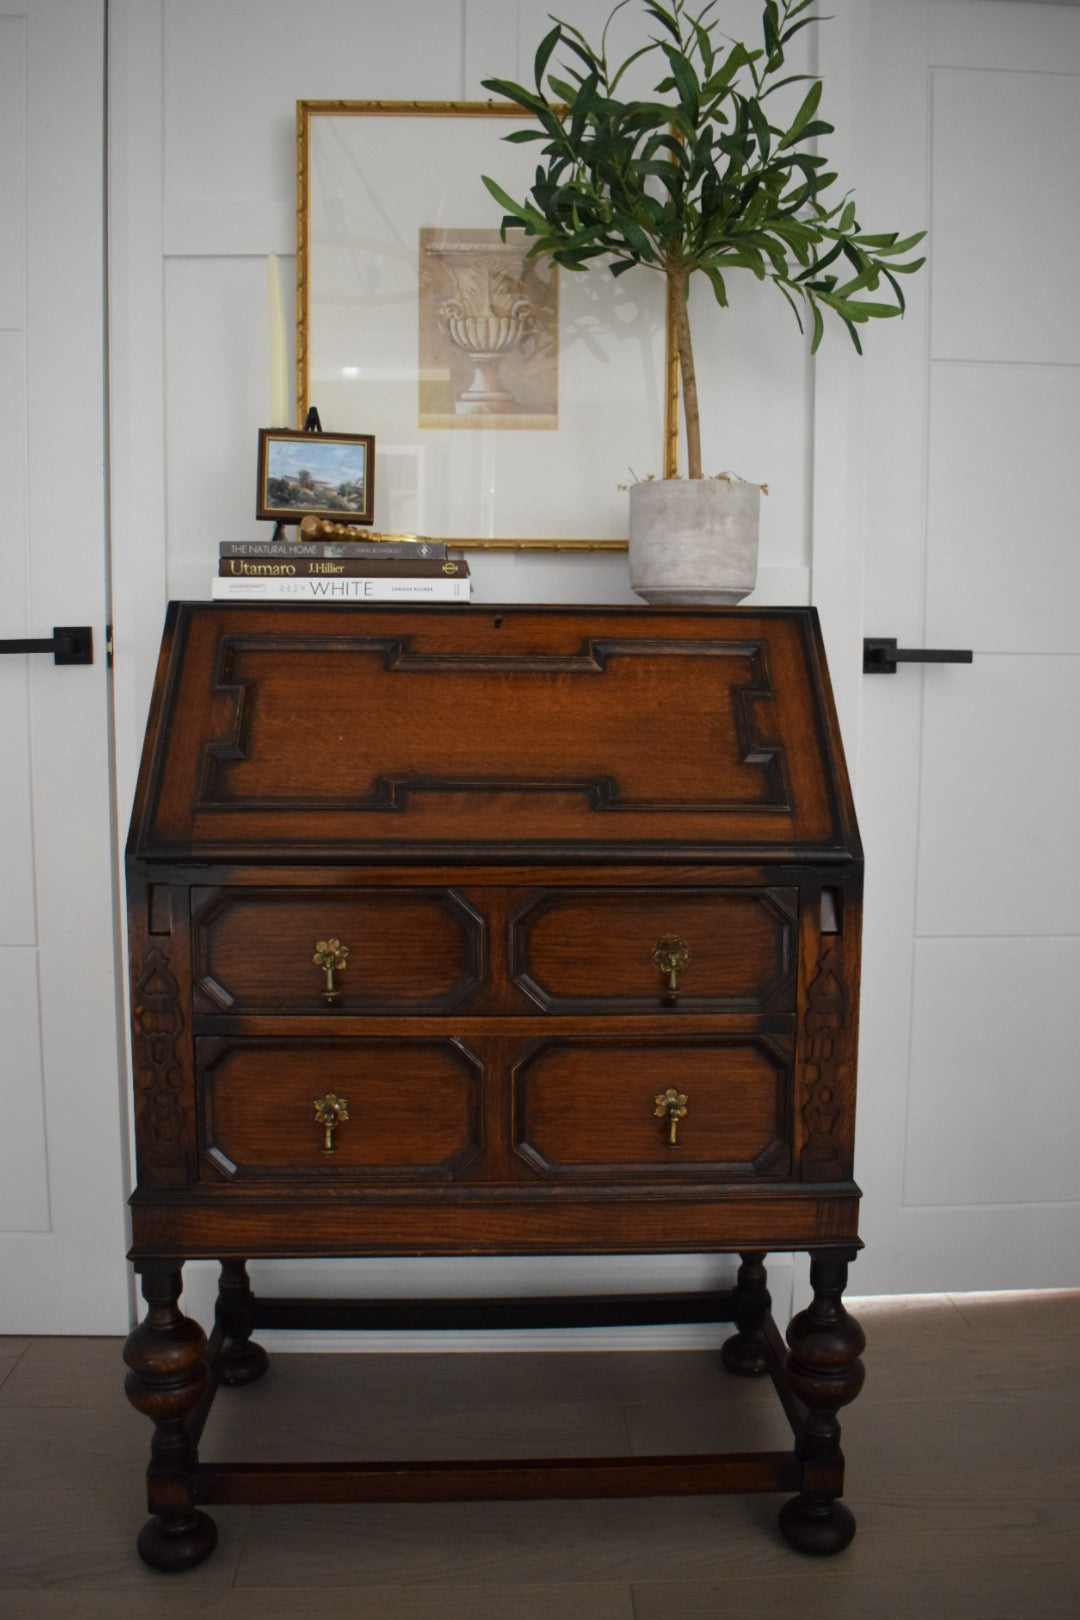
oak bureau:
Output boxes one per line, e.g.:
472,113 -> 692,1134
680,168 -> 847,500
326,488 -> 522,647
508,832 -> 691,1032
122,601 -> 866,1570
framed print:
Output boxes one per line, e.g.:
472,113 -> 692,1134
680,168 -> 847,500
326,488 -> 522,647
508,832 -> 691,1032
297,101 -> 670,549
257,428 -> 375,524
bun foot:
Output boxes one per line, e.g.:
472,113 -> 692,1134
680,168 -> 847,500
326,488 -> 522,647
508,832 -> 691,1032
720,1331 -> 770,1377
778,1493 -> 856,1555
218,1339 -> 270,1386
136,1508 -> 218,1572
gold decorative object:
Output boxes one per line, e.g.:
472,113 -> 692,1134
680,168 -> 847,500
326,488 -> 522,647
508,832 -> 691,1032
313,937 -> 349,1004
654,1088 -> 688,1148
314,1092 -> 349,1154
652,937 -> 690,1002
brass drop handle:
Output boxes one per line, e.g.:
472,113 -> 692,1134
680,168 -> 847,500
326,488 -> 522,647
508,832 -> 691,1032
314,1091 -> 349,1154
313,937 -> 349,1004
652,937 -> 690,1004
654,1087 -> 688,1148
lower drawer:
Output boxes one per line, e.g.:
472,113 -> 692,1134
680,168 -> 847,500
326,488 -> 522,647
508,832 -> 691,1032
196,1038 -> 483,1181
512,1036 -> 793,1180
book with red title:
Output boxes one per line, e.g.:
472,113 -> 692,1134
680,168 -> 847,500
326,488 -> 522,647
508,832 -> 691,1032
218,555 -> 469,581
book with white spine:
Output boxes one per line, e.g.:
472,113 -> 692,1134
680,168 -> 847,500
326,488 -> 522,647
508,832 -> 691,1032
210,574 -> 470,603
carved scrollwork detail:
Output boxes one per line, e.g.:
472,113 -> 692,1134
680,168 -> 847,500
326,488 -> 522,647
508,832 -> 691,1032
132,948 -> 186,1176
800,946 -> 849,1179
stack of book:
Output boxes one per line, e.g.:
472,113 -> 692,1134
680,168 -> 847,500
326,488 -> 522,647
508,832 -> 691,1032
211,538 -> 470,602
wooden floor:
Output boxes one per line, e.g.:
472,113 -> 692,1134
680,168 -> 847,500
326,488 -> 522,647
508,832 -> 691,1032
1,1291 -> 1077,1618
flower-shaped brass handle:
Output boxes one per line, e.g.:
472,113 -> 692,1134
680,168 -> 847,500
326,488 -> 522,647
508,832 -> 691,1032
652,937 -> 690,1004
654,1087 -> 688,1148
313,937 -> 349,1004
314,1091 -> 349,1154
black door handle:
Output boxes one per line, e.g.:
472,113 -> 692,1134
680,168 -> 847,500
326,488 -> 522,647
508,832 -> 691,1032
863,637 -> 972,675
0,626 -> 93,665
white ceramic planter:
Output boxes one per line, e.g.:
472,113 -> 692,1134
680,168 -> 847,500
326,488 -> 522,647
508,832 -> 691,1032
628,477 -> 761,605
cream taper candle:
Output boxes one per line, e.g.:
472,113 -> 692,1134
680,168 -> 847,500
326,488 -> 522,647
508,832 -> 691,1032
267,253 -> 289,426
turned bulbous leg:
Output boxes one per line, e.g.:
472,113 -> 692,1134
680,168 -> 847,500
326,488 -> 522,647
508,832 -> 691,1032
779,1250 -> 865,1555
215,1259 -> 269,1386
721,1251 -> 772,1377
123,1265 -> 217,1571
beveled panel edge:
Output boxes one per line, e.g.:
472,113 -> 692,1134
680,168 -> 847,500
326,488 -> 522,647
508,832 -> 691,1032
188,883 -> 488,1016
508,1032 -> 795,1183
506,884 -> 799,1015
194,1033 -> 486,1184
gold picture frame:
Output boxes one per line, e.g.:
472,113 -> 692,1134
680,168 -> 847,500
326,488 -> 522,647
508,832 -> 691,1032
256,427 -> 375,525
296,100 -> 677,551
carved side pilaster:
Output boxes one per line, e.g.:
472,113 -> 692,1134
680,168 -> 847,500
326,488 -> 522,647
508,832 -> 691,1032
132,946 -> 188,1186
799,946 -> 850,1181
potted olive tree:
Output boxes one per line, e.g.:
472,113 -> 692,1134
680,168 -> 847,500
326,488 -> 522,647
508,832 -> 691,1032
483,0 -> 924,602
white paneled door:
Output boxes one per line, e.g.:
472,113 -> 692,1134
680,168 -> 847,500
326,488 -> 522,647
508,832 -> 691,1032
854,0 -> 1080,1292
0,1 -> 129,1331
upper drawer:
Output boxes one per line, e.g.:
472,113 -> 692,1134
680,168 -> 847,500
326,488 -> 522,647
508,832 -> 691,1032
191,886 -> 484,1014
509,887 -> 797,1013
128,604 -> 860,863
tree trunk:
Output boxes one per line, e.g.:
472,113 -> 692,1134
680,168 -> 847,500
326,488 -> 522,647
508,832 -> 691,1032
668,268 -> 702,479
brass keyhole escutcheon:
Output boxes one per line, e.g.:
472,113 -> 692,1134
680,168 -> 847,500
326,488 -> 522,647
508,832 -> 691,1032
652,937 -> 690,1004
314,1092 -> 349,1154
313,937 -> 349,1005
654,1087 -> 688,1148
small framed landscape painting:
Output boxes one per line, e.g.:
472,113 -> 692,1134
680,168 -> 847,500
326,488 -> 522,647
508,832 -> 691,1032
256,428 -> 375,525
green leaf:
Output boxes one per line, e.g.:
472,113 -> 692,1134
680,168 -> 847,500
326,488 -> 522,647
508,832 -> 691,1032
693,17 -> 715,79
779,14 -> 823,50
701,263 -> 729,305
810,297 -> 825,353
868,230 -> 927,257
786,119 -> 834,147
759,71 -> 815,101
609,42 -> 661,93
702,40 -> 753,94
481,76 -> 549,117
778,77 -> 822,150
887,255 -> 926,275
661,43 -> 701,119
763,2 -> 781,44
747,95 -> 772,160
615,213 -> 658,259
643,1 -> 683,44
481,175 -> 552,237
534,24 -> 562,91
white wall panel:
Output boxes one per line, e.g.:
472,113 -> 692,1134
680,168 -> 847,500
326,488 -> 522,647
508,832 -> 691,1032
893,1202 -> 1080,1295
931,0 -> 1080,70
0,330 -> 35,943
926,364 -> 1080,655
904,937 -> 1080,1207
915,655 -> 1080,937
0,18 -> 26,330
930,67 -> 1080,363
0,950 -> 50,1232
164,255 -> 288,598
163,0 -> 470,255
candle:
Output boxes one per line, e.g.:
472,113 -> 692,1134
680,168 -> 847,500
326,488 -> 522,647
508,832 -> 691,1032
267,253 -> 289,426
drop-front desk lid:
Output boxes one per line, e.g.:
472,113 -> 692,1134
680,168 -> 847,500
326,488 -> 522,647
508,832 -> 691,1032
127,602 -> 860,866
